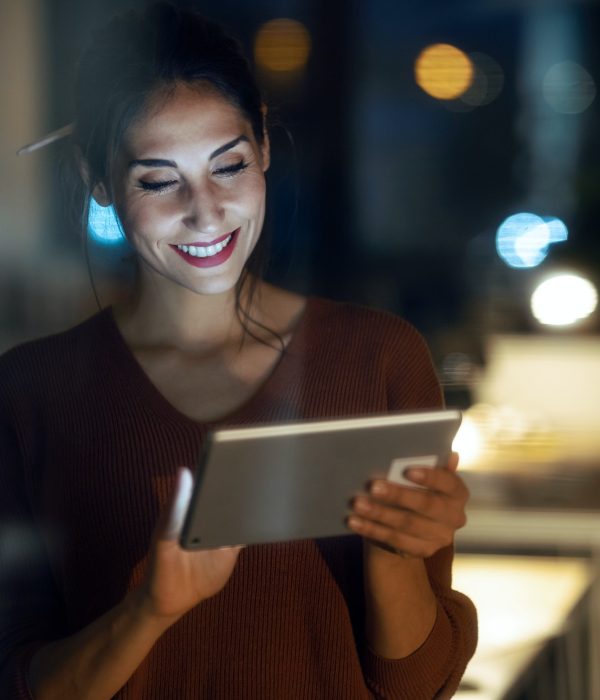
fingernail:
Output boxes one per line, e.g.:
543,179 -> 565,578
406,468 -> 426,483
371,481 -> 388,496
354,497 -> 371,513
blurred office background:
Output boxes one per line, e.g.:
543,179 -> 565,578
2,0 -> 600,697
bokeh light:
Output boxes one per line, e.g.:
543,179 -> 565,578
254,18 -> 311,73
543,216 -> 569,245
415,43 -> 474,100
460,52 -> 504,107
453,415 -> 484,467
531,273 -> 598,326
87,198 -> 125,244
496,213 -> 568,269
542,61 -> 596,114
442,352 -> 475,384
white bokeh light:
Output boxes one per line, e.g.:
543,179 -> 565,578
452,416 -> 484,468
531,273 -> 598,326
543,61 -> 596,115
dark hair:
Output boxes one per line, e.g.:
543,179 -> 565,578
70,2 -> 278,347
74,2 -> 265,185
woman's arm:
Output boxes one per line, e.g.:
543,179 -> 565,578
28,469 -> 242,700
362,546 -> 437,659
348,452 -> 476,698
28,589 -> 175,700
348,452 -> 467,658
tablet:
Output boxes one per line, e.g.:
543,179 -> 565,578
180,408 -> 461,550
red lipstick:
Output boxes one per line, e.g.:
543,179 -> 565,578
171,228 -> 239,268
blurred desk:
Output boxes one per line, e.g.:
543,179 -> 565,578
453,554 -> 592,699
451,361 -> 600,696
457,507 -> 600,550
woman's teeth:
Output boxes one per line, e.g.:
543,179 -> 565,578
177,234 -> 232,258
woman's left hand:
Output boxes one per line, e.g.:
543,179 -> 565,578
347,452 -> 468,558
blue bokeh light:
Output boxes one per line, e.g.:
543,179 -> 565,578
87,198 -> 126,244
543,216 -> 569,245
496,212 -> 568,269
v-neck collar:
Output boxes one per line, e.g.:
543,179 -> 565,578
97,297 -> 319,431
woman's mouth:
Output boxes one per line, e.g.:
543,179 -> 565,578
171,228 -> 239,268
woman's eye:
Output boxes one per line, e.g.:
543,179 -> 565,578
139,180 -> 177,192
214,161 -> 249,178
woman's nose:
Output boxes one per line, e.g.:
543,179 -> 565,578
182,182 -> 225,234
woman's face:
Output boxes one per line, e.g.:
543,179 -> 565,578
104,83 -> 269,297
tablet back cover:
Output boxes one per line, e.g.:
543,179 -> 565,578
180,409 -> 461,549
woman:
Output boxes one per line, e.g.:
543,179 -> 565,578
0,4 -> 477,698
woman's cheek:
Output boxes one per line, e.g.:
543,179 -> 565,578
124,198 -> 179,238
238,177 -> 266,217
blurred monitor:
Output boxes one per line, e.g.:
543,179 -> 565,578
477,335 -> 600,433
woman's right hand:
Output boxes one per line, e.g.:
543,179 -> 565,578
27,469 -> 239,700
134,468 -> 242,624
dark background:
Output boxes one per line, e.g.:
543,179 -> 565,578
2,0 -> 599,382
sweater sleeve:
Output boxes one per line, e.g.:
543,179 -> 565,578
0,404 -> 66,698
361,317 -> 478,699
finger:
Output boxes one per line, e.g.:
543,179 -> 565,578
369,479 -> 468,528
353,496 -> 460,538
447,451 -> 459,472
371,472 -> 468,506
159,467 -> 194,541
347,515 -> 453,558
400,466 -> 469,499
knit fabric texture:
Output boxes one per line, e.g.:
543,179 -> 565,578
0,297 -> 477,699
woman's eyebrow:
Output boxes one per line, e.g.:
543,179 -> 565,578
209,135 -> 249,160
128,135 -> 250,170
128,157 -> 176,170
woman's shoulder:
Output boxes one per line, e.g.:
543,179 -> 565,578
306,295 -> 437,375
306,295 -> 423,343
303,296 -> 442,409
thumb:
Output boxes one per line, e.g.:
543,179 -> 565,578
447,451 -> 460,473
159,467 -> 194,541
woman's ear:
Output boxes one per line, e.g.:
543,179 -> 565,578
78,152 -> 112,206
91,182 -> 111,207
260,103 -> 271,172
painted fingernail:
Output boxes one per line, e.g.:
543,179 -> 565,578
348,516 -> 362,529
371,481 -> 388,496
354,497 -> 371,513
406,468 -> 426,482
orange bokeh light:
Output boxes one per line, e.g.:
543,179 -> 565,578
415,44 -> 474,100
254,19 -> 311,73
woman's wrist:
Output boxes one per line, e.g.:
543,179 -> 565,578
125,587 -> 184,633
363,540 -> 437,658
364,539 -> 421,570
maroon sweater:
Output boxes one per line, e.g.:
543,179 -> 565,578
0,297 -> 477,699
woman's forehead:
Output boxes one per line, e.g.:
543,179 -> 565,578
123,83 -> 253,155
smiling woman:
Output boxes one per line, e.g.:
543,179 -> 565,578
0,3 -> 476,699
105,85 -> 269,297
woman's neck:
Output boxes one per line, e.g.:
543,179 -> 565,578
113,275 -> 257,353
